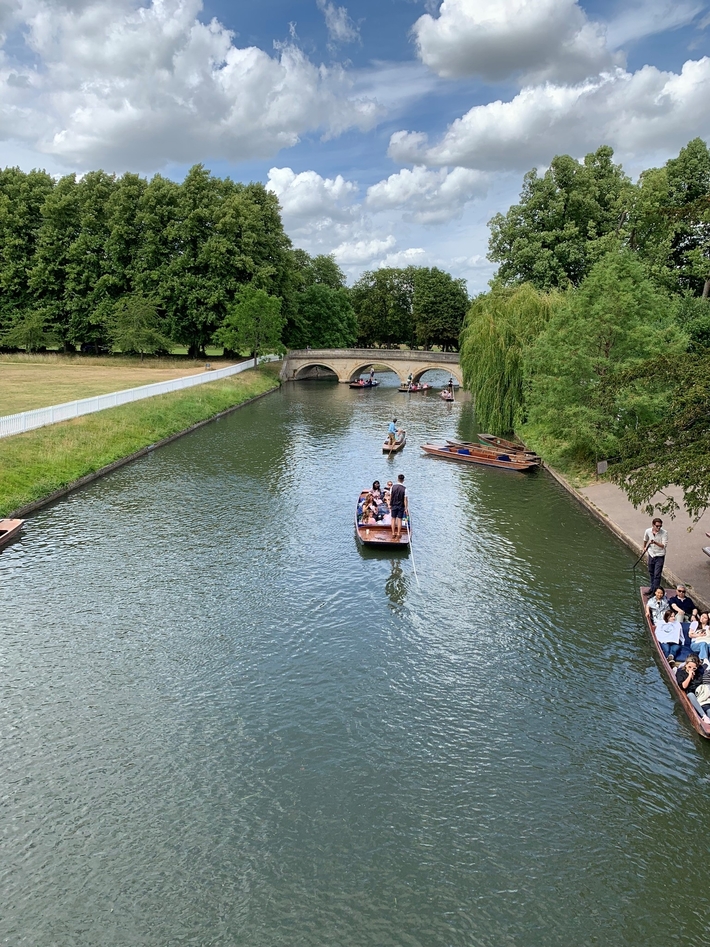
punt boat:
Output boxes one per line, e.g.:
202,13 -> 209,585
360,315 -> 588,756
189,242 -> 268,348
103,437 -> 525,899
478,433 -> 540,459
397,383 -> 432,393
447,438 -> 541,465
421,443 -> 539,471
350,378 -> 379,389
0,518 -> 24,550
640,587 -> 710,740
383,431 -> 406,454
355,491 -> 410,547
440,389 -> 454,401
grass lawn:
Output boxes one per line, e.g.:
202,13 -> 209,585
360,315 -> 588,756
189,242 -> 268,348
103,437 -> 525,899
0,366 -> 279,517
0,353 -> 243,416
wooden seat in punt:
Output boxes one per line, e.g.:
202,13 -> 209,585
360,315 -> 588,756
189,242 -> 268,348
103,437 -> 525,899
421,443 -> 538,471
383,431 -> 406,454
0,518 -> 24,549
640,587 -> 710,739
355,491 -> 410,547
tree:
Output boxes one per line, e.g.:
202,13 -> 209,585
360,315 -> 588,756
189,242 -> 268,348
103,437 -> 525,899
107,295 -> 172,359
298,284 -> 357,348
351,268 -> 415,346
488,146 -> 630,290
2,308 -> 58,353
523,250 -> 687,461
214,284 -> 284,366
412,267 -> 468,349
459,283 -> 560,433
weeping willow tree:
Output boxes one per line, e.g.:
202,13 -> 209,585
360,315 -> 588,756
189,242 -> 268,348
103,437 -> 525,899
459,283 -> 562,433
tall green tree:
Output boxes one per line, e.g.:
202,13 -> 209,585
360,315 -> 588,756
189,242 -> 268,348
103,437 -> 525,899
460,283 -> 560,433
107,295 -> 172,359
2,308 -> 58,353
523,250 -> 687,461
298,284 -> 357,347
214,284 -> 284,366
351,268 -> 415,346
488,146 -> 630,290
413,267 -> 468,350
0,168 -> 55,336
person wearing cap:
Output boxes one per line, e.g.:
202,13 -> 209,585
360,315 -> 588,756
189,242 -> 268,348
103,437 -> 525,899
668,585 -> 698,621
643,517 -> 668,594
387,418 -> 400,445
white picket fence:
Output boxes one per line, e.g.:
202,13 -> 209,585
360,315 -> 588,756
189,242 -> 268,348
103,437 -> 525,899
0,356 -> 278,439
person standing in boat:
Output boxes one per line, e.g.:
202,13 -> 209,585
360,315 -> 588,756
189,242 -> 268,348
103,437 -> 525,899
387,418 -> 399,446
369,366 -> 375,385
390,473 -> 408,541
406,372 -> 413,390
643,517 -> 667,594
447,377 -> 454,394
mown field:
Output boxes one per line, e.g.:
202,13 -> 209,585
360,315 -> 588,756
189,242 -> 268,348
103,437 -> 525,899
0,353 -> 240,416
0,365 -> 279,517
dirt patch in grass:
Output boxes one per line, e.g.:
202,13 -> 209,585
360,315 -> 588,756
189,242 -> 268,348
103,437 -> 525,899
0,354 -> 242,415
0,368 -> 279,517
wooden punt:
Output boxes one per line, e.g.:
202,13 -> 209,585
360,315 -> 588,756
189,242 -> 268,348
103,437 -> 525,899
350,379 -> 379,389
0,518 -> 24,549
478,433 -> 540,459
440,390 -> 454,401
447,438 -> 541,465
355,491 -> 410,547
397,383 -> 432,392
640,587 -> 710,739
383,431 -> 406,454
421,443 -> 539,471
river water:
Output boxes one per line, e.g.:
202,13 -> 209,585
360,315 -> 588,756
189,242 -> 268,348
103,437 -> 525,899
2,373 -> 709,947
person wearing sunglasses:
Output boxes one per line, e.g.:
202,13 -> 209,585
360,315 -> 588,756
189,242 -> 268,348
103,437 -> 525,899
668,585 -> 699,621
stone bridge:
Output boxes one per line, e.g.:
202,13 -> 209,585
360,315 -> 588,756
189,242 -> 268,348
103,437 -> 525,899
280,348 -> 463,386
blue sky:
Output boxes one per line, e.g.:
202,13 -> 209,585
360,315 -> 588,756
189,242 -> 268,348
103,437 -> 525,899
0,0 -> 709,291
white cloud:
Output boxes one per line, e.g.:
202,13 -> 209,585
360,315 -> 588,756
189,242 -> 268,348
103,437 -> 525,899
333,235 -> 396,264
266,166 -> 358,230
379,247 -> 427,267
389,58 -> 710,171
366,165 -> 488,223
316,0 -> 360,45
605,0 -> 704,48
412,0 -> 619,83
0,0 -> 380,170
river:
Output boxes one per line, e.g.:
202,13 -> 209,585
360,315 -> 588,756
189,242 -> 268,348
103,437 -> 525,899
1,372 -> 709,947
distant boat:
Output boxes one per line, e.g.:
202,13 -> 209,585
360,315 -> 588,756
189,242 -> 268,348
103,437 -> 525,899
383,431 -> 406,454
0,518 -> 24,550
640,586 -> 710,740
421,443 -> 539,471
349,378 -> 379,389
397,383 -> 432,392
440,389 -> 454,401
355,491 -> 410,547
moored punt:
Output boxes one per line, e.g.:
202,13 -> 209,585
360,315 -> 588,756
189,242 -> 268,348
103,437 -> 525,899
478,432 -> 540,458
383,431 -> 406,454
421,443 -> 539,471
355,491 -> 410,546
0,518 -> 24,550
349,378 -> 379,389
447,438 -> 541,465
640,587 -> 710,740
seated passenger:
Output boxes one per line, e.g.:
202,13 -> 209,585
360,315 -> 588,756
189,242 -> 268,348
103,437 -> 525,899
689,612 -> 710,662
668,585 -> 699,620
654,609 -> 683,662
371,480 -> 383,501
675,654 -> 710,722
646,587 -> 670,627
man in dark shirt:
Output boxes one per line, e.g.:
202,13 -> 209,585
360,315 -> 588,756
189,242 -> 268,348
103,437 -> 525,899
389,473 -> 408,541
675,655 -> 710,722
668,585 -> 699,620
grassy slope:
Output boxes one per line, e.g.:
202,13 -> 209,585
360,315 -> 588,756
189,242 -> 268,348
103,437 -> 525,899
0,367 -> 279,517
518,421 -> 597,488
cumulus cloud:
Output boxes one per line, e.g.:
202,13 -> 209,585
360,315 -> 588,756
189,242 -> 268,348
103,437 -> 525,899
317,0 -> 360,45
413,0 -> 619,83
333,235 -> 396,264
366,165 -> 488,223
389,58 -> 710,171
267,167 -> 358,231
0,0 -> 380,169
605,0 -> 704,48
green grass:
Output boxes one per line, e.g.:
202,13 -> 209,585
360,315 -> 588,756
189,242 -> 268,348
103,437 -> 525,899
518,422 -> 597,487
0,366 -> 280,517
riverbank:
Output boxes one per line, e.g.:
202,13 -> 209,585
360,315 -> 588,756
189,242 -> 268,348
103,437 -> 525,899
1,366 -> 279,518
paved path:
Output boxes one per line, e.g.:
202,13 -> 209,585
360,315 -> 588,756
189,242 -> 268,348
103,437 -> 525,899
546,470 -> 710,610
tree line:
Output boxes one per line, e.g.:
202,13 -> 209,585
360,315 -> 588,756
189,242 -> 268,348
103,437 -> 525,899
0,164 -> 468,358
460,138 -> 710,517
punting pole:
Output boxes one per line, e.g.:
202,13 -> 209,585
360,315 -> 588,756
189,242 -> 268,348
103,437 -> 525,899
406,519 -> 421,590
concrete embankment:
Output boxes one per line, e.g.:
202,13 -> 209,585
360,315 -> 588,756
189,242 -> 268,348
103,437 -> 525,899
544,464 -> 710,611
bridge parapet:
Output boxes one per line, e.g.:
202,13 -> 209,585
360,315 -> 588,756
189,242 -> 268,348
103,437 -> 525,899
281,348 -> 463,386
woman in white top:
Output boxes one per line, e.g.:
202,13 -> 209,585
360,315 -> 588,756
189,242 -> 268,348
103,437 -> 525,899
689,612 -> 710,662
654,608 -> 683,662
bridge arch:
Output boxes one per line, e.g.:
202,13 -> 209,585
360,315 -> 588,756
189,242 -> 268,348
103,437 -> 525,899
347,361 -> 405,384
292,361 -> 341,380
412,364 -> 464,387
